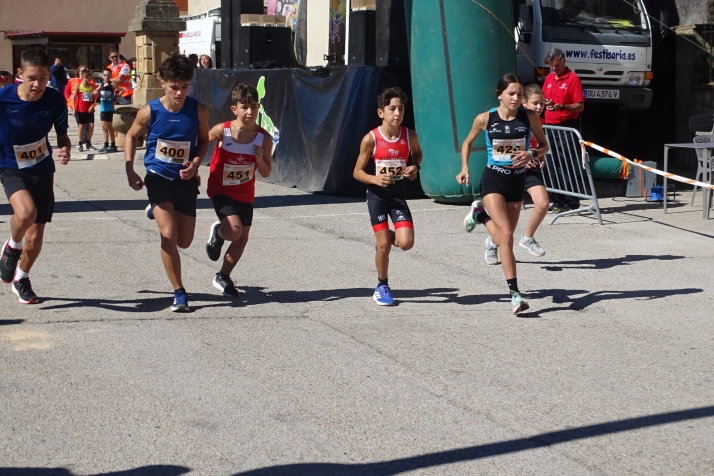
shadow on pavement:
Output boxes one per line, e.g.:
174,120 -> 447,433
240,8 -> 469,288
229,405 -> 714,475
0,319 -> 24,325
0,194 -> 362,216
529,254 -> 685,271
0,465 -> 190,475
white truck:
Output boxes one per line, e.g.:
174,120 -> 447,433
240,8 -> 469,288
179,7 -> 222,67
514,0 -> 656,142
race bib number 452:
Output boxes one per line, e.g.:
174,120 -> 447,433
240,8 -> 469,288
13,138 -> 49,169
376,159 -> 407,180
223,163 -> 254,186
155,139 -> 191,164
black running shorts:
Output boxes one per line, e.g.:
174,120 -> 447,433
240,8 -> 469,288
100,112 -> 114,122
211,194 -> 254,227
366,190 -> 413,233
75,112 -> 94,124
480,165 -> 527,203
145,172 -> 199,217
0,168 -> 55,224
524,168 -> 545,191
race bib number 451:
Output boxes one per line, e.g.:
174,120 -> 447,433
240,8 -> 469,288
223,163 -> 254,186
13,138 -> 49,169
155,139 -> 191,164
376,159 -> 407,180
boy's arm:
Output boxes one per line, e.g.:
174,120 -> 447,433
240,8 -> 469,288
124,105 -> 151,190
254,134 -> 273,178
180,103 -> 210,180
403,129 -> 422,181
208,122 -> 224,143
354,133 -> 389,188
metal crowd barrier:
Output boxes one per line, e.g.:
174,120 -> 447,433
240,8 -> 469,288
542,125 -> 603,225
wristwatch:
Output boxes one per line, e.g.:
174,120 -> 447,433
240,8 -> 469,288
529,150 -> 538,159
415,163 -> 421,171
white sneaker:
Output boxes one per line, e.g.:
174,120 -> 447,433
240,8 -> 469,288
485,236 -> 499,265
463,200 -> 484,233
519,233 -> 545,257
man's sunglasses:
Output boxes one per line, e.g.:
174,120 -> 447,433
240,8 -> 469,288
110,55 -> 119,59
102,74 -> 111,77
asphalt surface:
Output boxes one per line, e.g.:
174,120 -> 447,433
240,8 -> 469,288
1,124 -> 713,474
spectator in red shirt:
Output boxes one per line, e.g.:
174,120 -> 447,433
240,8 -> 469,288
543,49 -> 584,129
543,48 -> 584,212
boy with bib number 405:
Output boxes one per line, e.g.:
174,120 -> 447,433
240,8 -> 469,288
0,49 -> 71,304
353,87 -> 422,306
204,83 -> 273,298
124,54 -> 210,312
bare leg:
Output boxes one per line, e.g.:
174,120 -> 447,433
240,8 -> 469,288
78,123 -> 86,145
87,122 -> 94,143
17,223 -> 45,274
393,226 -> 414,251
8,190 -> 37,243
102,121 -> 109,143
217,215 -> 250,276
106,123 -> 115,144
524,185 -> 549,238
375,229 -> 392,280
152,203 -> 195,290
483,194 -> 521,280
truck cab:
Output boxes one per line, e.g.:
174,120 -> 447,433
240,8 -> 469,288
179,7 -> 222,67
515,0 -> 653,112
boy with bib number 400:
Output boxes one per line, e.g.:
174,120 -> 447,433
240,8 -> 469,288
0,49 -> 71,304
353,87 -> 422,306
124,54 -> 210,312
204,83 -> 273,298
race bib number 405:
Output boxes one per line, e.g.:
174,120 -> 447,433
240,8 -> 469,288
155,139 -> 191,164
492,138 -> 526,163
13,138 -> 49,169
376,159 -> 407,180
223,163 -> 254,186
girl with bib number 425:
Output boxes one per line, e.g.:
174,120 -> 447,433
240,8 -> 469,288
204,83 -> 273,298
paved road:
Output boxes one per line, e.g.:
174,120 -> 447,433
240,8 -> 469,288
0,154 -> 713,475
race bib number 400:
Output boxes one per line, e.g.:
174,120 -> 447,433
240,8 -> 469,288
13,138 -> 49,169
223,163 -> 254,186
376,159 -> 407,180
492,138 -> 526,163
155,139 -> 191,164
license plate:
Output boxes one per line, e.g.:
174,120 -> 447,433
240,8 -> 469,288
584,89 -> 620,99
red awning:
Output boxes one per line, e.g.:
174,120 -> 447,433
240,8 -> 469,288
6,31 -> 127,39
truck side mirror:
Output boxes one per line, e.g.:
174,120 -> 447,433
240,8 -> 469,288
658,10 -> 670,36
518,5 -> 533,33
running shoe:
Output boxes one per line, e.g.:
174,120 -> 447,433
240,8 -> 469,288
171,288 -> 189,312
105,146 -> 119,153
463,200 -> 485,233
213,272 -> 239,297
77,143 -> 84,152
145,204 -> 155,220
373,284 -> 394,306
519,233 -> 545,257
485,236 -> 499,265
205,221 -> 224,262
85,143 -> 98,151
97,145 -> 110,153
0,240 -> 21,283
511,291 -> 529,315
12,277 -> 39,304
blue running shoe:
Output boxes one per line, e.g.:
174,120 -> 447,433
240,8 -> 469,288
373,284 -> 394,306
171,288 -> 189,312
145,204 -> 155,220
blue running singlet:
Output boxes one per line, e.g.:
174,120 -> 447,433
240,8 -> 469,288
143,96 -> 199,180
484,106 -> 531,168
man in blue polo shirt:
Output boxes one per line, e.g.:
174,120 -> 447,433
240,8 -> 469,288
0,49 -> 71,304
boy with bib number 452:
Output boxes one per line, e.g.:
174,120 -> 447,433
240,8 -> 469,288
124,54 -> 210,312
353,87 -> 422,306
204,83 -> 273,298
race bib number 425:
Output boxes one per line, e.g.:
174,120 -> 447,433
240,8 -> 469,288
13,138 -> 49,169
155,139 -> 191,164
223,163 -> 254,186
376,159 -> 407,180
492,138 -> 526,162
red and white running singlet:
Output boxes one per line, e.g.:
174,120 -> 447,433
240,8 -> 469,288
370,126 -> 411,188
207,122 -> 266,204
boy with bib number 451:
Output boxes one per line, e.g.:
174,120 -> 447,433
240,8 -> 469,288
204,83 -> 273,298
124,54 -> 210,312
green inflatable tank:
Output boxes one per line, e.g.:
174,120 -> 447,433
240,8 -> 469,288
409,0 -> 517,203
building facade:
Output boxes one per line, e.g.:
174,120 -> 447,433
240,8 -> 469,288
0,0 -> 188,76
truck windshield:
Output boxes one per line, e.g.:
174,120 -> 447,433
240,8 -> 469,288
539,0 -> 648,30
